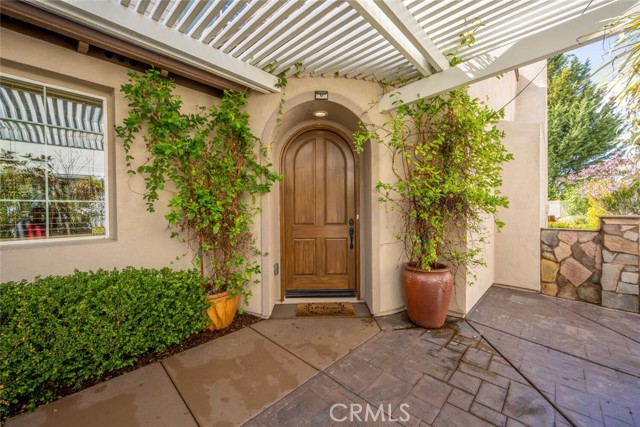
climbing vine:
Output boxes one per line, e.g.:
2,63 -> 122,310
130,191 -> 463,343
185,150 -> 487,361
115,69 -> 281,302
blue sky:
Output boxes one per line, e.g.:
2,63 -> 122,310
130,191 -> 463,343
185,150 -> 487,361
572,41 -> 608,67
569,38 -> 617,79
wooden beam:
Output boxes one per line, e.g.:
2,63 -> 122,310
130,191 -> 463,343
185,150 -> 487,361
23,0 -> 279,93
347,0 -> 433,76
1,1 -> 248,93
76,40 -> 89,54
374,0 -> 449,72
379,1 -> 640,111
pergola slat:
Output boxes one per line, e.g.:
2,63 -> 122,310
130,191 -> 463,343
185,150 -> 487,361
176,1 -> 209,34
220,0 -> 287,54
135,0 -> 150,15
150,0 -> 171,21
163,0 -> 188,28
375,0 -> 449,72
20,0 -> 640,102
271,8 -> 360,75
184,0 -> 227,40
348,0 -> 432,76
248,1 -> 340,67
229,1 -> 305,58
205,0 -> 264,46
379,0 -> 636,110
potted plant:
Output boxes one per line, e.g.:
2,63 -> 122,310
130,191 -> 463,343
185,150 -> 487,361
354,88 -> 512,328
115,69 -> 280,329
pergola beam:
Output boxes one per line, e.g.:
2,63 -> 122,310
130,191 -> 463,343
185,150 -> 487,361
24,0 -> 280,93
379,0 -> 638,111
347,0 -> 434,76
374,0 -> 450,72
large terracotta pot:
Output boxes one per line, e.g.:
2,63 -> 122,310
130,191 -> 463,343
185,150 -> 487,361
206,291 -> 239,330
402,262 -> 453,329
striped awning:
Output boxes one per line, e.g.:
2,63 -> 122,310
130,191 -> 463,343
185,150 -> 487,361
0,78 -> 104,151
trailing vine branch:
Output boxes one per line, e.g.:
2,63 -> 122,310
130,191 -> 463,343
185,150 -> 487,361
354,88 -> 512,282
115,69 -> 281,303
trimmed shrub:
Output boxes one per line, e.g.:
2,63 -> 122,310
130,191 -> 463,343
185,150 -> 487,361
548,221 -> 596,230
0,267 -> 207,418
602,179 -> 640,215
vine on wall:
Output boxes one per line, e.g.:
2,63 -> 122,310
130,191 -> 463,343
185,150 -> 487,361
115,69 -> 281,302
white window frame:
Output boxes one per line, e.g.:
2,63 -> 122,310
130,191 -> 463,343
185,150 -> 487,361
0,73 -> 110,245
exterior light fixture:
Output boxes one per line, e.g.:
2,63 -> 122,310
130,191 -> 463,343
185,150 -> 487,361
313,110 -> 328,118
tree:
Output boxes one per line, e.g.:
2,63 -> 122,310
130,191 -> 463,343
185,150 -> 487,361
594,9 -> 640,147
547,54 -> 624,198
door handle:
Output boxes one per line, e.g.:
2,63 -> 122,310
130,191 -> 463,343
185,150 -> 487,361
349,218 -> 355,250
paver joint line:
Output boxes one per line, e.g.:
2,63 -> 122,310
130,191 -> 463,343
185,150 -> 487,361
249,319 -> 382,372
467,317 -> 640,380
247,322 -> 324,372
159,359 -> 202,427
464,319 -> 579,427
546,296 -> 640,346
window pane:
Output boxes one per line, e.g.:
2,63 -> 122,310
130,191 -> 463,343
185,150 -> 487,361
0,201 -> 46,240
0,76 -> 107,243
46,92 -> 104,150
0,120 -> 47,145
0,153 -> 47,201
49,201 -> 105,237
47,147 -> 105,201
0,81 -> 46,124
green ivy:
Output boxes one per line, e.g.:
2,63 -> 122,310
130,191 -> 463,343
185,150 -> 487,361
115,69 -> 281,301
0,267 -> 206,419
354,88 -> 512,278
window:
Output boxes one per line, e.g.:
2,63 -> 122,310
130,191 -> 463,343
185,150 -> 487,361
0,76 -> 107,242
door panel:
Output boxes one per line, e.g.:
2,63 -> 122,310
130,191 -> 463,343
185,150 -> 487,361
293,239 -> 316,275
325,141 -> 347,224
293,141 -> 316,225
283,130 -> 356,293
325,238 -> 348,275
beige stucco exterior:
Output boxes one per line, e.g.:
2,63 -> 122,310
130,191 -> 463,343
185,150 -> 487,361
0,26 -> 546,318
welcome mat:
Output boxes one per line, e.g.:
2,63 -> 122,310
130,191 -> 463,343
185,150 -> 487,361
296,302 -> 356,317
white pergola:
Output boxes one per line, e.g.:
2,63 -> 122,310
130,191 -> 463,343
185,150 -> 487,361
24,0 -> 640,110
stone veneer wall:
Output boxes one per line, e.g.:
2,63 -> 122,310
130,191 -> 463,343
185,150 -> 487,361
540,216 -> 640,312
600,216 -> 640,312
541,229 -> 601,304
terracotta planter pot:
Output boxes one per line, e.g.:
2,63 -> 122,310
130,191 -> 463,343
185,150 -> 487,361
206,291 -> 239,330
402,262 -> 453,329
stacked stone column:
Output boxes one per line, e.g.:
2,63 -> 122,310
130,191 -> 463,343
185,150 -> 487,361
600,216 -> 639,312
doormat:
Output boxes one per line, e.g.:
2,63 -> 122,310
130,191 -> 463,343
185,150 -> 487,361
296,302 -> 355,317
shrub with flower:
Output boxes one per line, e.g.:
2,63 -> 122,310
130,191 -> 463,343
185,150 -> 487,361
556,152 -> 640,228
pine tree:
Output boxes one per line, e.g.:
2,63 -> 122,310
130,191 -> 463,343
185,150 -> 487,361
547,54 -> 624,198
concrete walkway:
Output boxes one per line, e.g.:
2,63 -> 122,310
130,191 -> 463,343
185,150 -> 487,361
6,286 -> 640,427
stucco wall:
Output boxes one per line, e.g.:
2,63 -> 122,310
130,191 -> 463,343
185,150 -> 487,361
463,63 -> 547,311
0,28 -> 216,282
246,64 -> 547,317
1,26 -> 548,319
493,122 -> 545,291
245,77 -> 392,316
493,62 -> 547,294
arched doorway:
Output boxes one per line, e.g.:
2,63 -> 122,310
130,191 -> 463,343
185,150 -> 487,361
281,128 -> 359,298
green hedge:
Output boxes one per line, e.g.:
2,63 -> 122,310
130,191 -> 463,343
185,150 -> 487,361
0,267 -> 208,418
547,221 -> 597,230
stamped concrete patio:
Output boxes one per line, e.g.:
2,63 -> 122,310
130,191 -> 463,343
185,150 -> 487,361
6,286 -> 640,427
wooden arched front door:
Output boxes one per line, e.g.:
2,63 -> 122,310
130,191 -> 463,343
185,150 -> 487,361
282,129 -> 358,297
